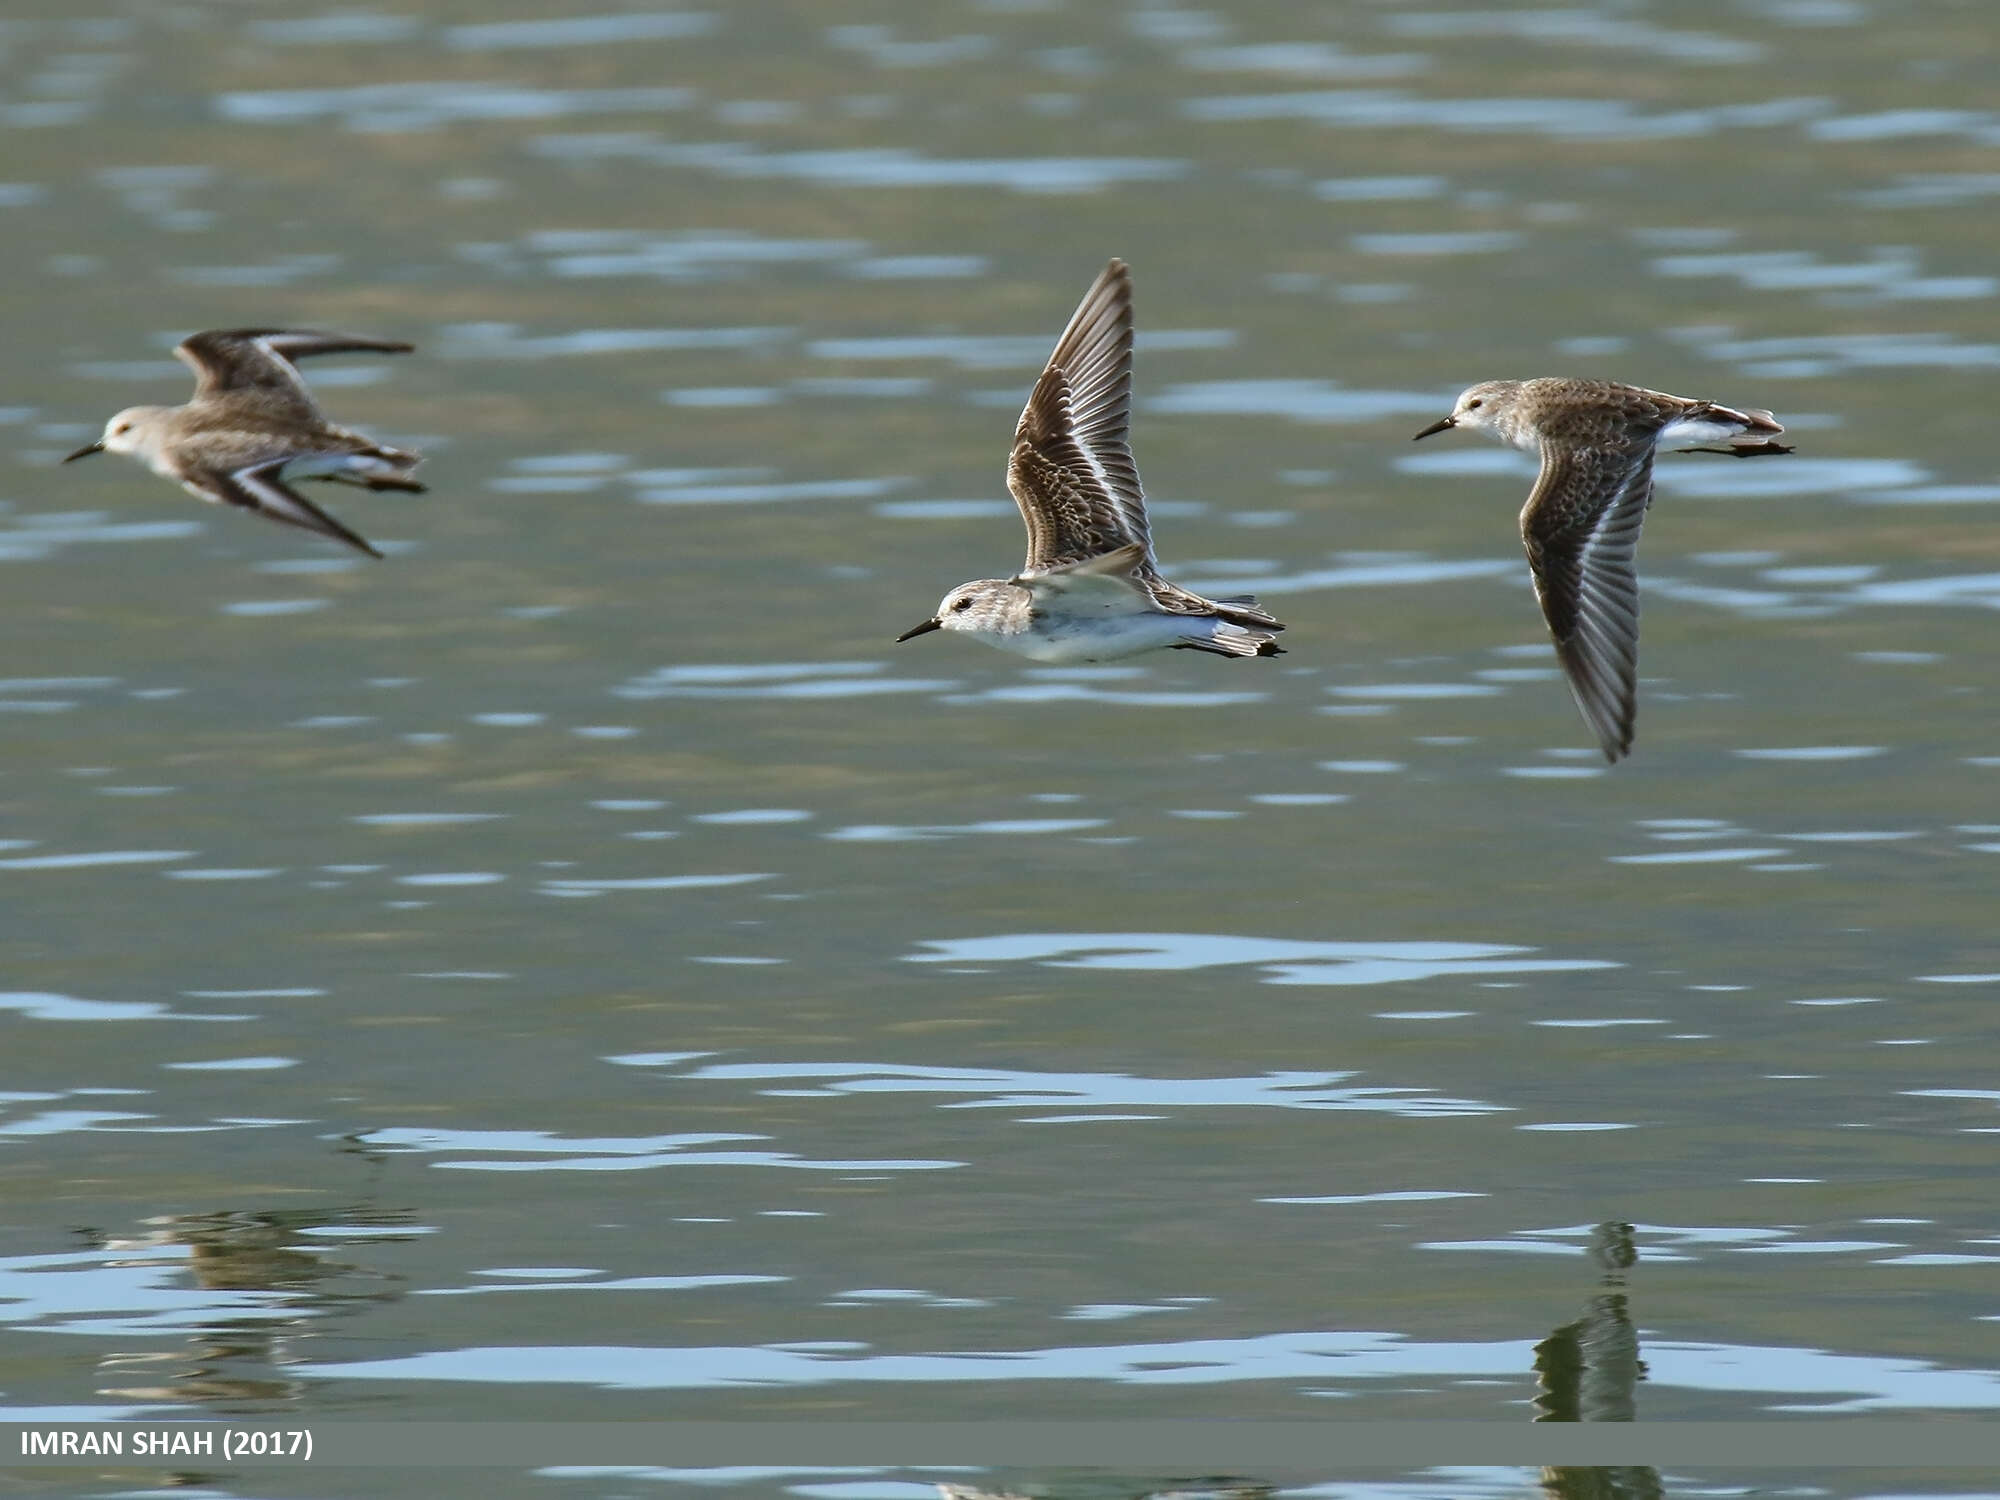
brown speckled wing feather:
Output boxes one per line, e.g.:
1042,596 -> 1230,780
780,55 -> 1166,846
1002,262 -> 1280,632
1007,261 -> 1149,574
1520,440 -> 1654,762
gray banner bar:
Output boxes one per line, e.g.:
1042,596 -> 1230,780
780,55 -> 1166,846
4,1421 -> 2000,1468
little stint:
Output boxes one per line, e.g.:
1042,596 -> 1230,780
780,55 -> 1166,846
897,259 -> 1283,661
65,329 -> 425,558
1413,377 -> 1792,761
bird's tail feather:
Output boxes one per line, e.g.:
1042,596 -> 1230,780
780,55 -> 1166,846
1724,405 -> 1785,434
1690,435 -> 1795,458
1175,623 -> 1285,658
1210,593 -> 1284,629
1692,404 -> 1793,457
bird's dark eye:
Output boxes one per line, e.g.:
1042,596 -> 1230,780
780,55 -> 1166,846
1467,399 -> 1483,410
951,598 -> 972,612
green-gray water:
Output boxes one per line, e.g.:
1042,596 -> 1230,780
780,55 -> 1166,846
3,2 -> 1997,1497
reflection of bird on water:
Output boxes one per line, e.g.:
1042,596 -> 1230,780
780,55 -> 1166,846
82,1206 -> 412,1409
940,1480 -> 1275,1500
1534,1220 -> 1644,1423
1532,1222 -> 1661,1500
1538,1465 -> 1665,1500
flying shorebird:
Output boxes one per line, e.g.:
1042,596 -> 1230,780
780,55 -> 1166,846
1413,377 -> 1793,762
896,259 -> 1284,661
64,329 -> 425,558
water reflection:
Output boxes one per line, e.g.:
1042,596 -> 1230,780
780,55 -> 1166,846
535,1471 -> 1993,1500
530,135 -> 1189,195
1381,11 -> 1763,64
26,1203 -> 413,1411
1530,1227 -> 1658,1500
361,1123 -> 961,1174
653,1057 -> 1502,1121
1534,1224 -> 1643,1424
304,1323 -> 2000,1406
219,83 -> 699,132
909,932 -> 1616,987
1650,245 -> 1993,302
941,1482 -> 1274,1500
1537,1470 -> 1664,1500
1184,42 -> 1425,82
1182,90 -> 1827,140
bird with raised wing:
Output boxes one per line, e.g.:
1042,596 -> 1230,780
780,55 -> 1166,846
897,260 -> 1283,662
1412,377 -> 1792,762
64,329 -> 425,558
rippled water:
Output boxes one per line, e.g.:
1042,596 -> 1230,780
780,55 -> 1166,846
4,1 -> 1999,1496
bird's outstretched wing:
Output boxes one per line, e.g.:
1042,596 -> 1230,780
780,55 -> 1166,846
1006,260 -> 1149,576
175,330 -> 415,419
181,458 -> 383,558
1520,441 -> 1655,763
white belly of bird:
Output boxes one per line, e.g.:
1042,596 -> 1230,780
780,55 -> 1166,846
990,608 -> 1217,662
281,451 -> 401,482
1658,415 -> 1742,448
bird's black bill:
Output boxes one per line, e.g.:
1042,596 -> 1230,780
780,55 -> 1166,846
62,442 -> 105,463
1411,417 -> 1456,441
895,618 -> 942,643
